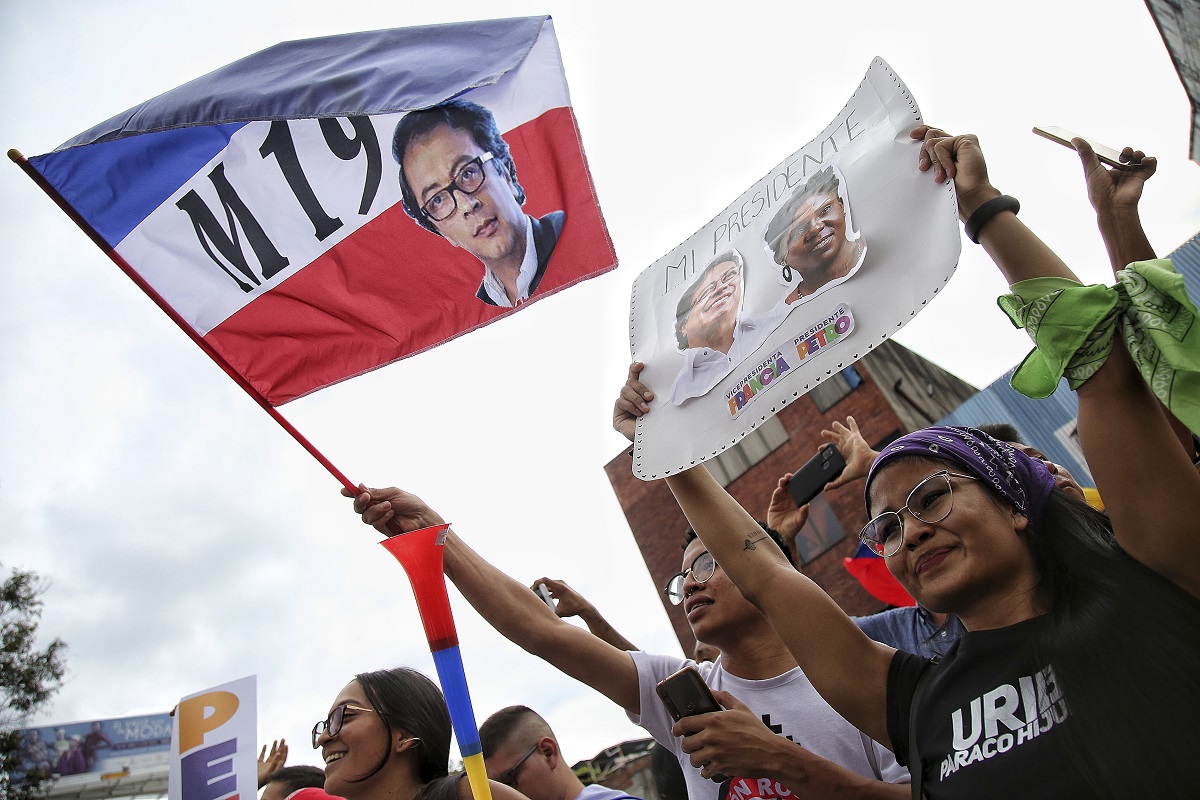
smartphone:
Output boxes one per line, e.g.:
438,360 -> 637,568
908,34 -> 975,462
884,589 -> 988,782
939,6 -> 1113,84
534,583 -> 555,609
656,666 -> 721,721
787,443 -> 846,507
656,667 -> 728,782
1032,126 -> 1127,169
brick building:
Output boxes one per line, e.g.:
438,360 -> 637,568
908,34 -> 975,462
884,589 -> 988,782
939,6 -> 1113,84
603,339 -> 977,655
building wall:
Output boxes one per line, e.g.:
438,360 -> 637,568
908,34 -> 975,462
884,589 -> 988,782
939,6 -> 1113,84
604,340 -> 977,655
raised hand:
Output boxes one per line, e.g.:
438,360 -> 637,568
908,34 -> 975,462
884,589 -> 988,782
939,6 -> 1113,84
911,125 -> 998,219
1074,139 -> 1156,215
340,484 -> 446,535
257,739 -> 287,788
613,362 -> 654,442
532,577 -> 591,619
766,473 -> 810,547
820,416 -> 878,489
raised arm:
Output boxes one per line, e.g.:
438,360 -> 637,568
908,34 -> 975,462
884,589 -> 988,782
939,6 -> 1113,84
532,577 -> 639,652
342,486 -> 642,713
1073,141 -> 1196,459
1073,139 -> 1157,272
615,365 -> 895,746
915,127 -> 1200,597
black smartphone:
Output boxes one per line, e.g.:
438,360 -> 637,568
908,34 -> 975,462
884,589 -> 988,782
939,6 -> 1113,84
656,667 -> 728,782
787,443 -> 846,507
656,666 -> 721,721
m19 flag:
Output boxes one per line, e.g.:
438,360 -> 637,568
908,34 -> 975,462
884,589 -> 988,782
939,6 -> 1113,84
20,16 -> 615,405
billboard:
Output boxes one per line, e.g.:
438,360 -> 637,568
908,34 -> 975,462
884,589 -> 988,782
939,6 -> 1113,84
14,713 -> 173,784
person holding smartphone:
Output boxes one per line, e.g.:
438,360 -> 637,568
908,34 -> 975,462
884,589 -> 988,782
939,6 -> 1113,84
344,486 -> 909,800
613,126 -> 1200,798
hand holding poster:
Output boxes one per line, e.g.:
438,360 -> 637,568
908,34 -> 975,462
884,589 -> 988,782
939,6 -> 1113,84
627,58 -> 961,479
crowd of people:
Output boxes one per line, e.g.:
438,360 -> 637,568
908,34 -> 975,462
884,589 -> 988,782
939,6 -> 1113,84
256,125 -> 1197,800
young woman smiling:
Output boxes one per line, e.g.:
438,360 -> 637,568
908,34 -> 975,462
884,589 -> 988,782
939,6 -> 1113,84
315,668 -> 527,800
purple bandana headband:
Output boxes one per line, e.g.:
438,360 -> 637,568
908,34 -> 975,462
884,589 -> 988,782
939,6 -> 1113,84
864,426 -> 1057,532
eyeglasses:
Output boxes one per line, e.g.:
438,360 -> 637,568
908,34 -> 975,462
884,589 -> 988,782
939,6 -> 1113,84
663,551 -> 717,605
421,152 -> 495,221
494,743 -> 540,787
860,471 -> 977,558
688,266 -> 741,311
312,703 -> 375,748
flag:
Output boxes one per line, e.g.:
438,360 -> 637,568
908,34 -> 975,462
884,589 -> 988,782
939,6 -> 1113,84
20,16 -> 615,405
843,542 -> 915,608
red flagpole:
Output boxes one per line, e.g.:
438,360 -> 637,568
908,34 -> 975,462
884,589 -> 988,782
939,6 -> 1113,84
9,148 -> 358,495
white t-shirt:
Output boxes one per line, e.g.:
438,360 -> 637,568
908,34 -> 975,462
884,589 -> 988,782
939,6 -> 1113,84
574,783 -> 639,800
629,653 -> 908,800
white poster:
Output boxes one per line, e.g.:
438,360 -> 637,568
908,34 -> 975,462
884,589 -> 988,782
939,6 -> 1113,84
167,675 -> 256,800
628,58 -> 960,480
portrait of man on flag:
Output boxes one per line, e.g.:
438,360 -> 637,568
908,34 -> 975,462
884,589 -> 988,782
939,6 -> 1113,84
393,100 -> 565,308
763,164 -> 866,304
671,248 -> 799,405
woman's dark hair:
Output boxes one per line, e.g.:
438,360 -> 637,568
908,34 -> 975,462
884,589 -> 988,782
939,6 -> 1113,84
1023,489 -> 1200,797
412,771 -> 464,800
355,667 -> 453,784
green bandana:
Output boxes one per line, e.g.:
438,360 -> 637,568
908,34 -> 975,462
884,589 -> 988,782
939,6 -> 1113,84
998,259 -> 1200,434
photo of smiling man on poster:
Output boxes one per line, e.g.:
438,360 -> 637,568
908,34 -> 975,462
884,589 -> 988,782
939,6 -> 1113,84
764,165 -> 865,303
671,249 -> 798,405
394,99 -> 566,308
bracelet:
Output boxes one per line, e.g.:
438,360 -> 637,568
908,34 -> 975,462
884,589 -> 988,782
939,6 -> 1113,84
964,194 -> 1020,244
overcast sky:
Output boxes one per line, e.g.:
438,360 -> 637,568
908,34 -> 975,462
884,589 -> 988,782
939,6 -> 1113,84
2,0 -> 1198,779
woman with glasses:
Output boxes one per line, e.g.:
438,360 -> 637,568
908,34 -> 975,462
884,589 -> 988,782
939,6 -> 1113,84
313,667 -> 528,800
613,127 -> 1199,798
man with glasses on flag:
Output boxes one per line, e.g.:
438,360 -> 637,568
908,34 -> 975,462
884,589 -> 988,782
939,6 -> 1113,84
394,99 -> 565,307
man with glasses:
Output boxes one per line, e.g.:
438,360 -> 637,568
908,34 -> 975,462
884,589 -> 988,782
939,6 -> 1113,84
479,706 -> 639,800
343,480 -> 909,800
393,99 -> 565,308
671,250 -> 796,405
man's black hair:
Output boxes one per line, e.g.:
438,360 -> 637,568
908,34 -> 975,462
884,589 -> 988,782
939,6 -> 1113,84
479,705 -> 552,756
392,99 -> 526,236
265,765 -> 325,795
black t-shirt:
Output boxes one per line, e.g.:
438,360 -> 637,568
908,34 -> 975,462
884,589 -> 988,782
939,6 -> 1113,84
888,616 -> 1095,799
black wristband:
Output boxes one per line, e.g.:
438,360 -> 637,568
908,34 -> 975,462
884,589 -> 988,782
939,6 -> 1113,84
964,194 -> 1020,244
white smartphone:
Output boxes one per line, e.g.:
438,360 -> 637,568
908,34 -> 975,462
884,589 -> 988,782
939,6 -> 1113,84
534,583 -> 555,609
1032,126 -> 1127,169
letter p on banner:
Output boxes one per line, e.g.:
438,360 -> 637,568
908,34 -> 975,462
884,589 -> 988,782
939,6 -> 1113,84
169,676 -> 257,800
